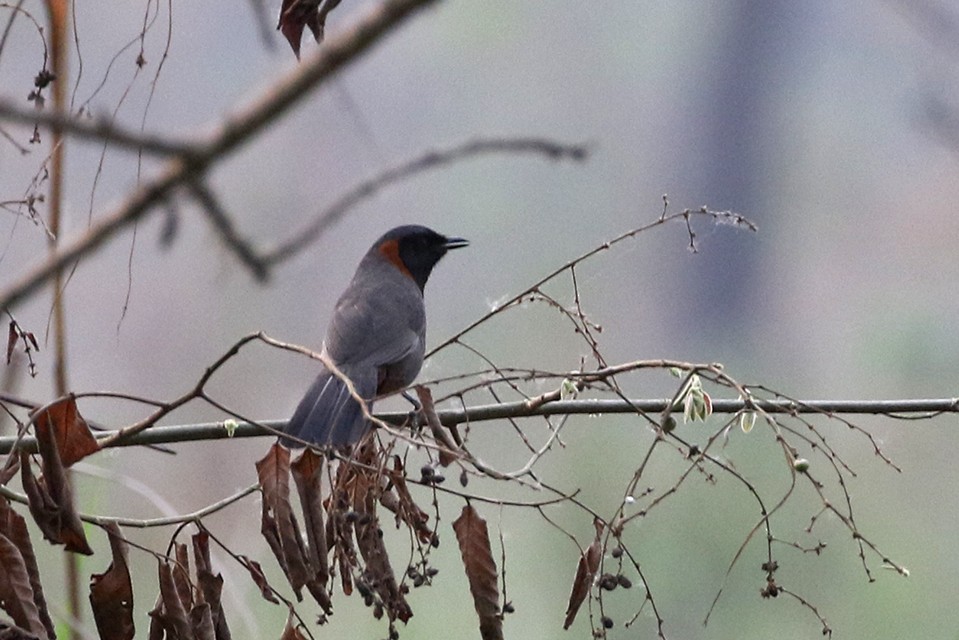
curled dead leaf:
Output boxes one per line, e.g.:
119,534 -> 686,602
192,531 -> 231,639
0,497 -> 53,640
563,517 -> 604,630
453,505 -> 502,640
19,436 -> 93,555
89,523 -> 135,640
290,448 -> 332,614
32,396 -> 99,467
236,555 -> 279,604
255,444 -> 311,599
277,0 -> 342,58
0,531 -> 49,639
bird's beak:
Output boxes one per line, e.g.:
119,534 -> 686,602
443,236 -> 469,250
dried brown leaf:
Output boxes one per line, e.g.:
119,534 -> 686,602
192,531 -> 213,578
236,555 -> 278,604
156,560 -> 193,640
0,533 -> 47,640
277,0 -> 342,58
173,542 -> 193,611
332,518 -> 355,597
21,396 -> 96,555
290,448 -> 332,614
147,593 -> 165,640
563,518 -> 604,630
386,457 -> 432,545
192,531 -> 231,640
414,386 -> 460,466
453,505 -> 502,640
19,447 -> 92,555
89,523 -> 135,640
190,603 -> 215,640
33,396 -> 99,467
0,498 -> 53,640
353,475 -> 412,623
18,455 -> 58,548
255,444 -> 310,598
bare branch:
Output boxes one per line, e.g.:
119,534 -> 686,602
262,137 -> 588,266
0,0 -> 439,312
186,181 -> 269,281
0,481 -> 259,529
0,97 -> 196,156
1,396 -> 955,454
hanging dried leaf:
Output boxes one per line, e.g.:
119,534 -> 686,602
277,0 -> 342,58
153,560 -> 194,640
236,555 -> 279,604
173,542 -> 194,612
563,518 -> 604,630
290,448 -> 332,614
327,460 -> 363,598
453,505 -> 502,640
146,593 -> 164,640
385,457 -> 432,545
0,533 -> 48,640
255,444 -> 310,599
32,396 -> 99,467
329,490 -> 356,597
190,603 -> 215,640
89,523 -> 135,640
19,441 -> 93,555
0,497 -> 53,640
414,386 -> 460,467
192,531 -> 231,640
353,473 -> 412,623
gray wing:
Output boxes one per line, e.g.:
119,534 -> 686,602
325,264 -> 426,371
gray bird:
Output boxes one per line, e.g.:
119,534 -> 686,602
283,225 -> 468,447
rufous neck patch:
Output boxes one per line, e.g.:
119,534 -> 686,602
378,239 -> 414,280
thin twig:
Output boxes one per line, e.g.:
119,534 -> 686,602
0,482 -> 258,528
262,137 -> 587,266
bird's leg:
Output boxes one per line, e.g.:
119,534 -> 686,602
401,390 -> 421,412
402,390 -> 423,432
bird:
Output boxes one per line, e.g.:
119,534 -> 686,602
282,225 -> 468,448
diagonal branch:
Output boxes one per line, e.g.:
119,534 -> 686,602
0,0 -> 439,312
186,180 -> 269,281
191,137 -> 586,280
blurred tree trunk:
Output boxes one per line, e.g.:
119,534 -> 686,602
687,2 -> 798,355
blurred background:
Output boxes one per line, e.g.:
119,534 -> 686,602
2,1 -> 959,638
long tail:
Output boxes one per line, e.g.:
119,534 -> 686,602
282,365 -> 376,447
